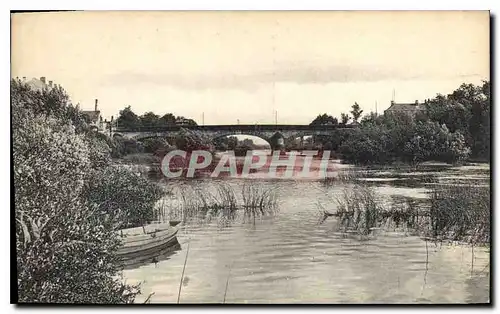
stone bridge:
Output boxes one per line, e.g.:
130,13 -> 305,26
112,124 -> 355,149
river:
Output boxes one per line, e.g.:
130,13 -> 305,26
122,160 -> 490,304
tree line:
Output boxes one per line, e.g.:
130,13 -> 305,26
115,106 -> 197,129
308,81 -> 490,164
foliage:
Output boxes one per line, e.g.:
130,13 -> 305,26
110,136 -> 144,158
175,128 -> 213,152
339,125 -> 393,164
12,79 -> 164,303
335,184 -> 384,235
426,81 -> 490,160
84,166 -> 165,228
139,112 -> 161,128
340,117 -> 470,165
330,182 -> 490,246
340,113 -> 350,125
142,137 -> 172,155
310,114 -> 338,126
428,183 -> 490,245
350,102 -> 363,122
175,116 -> 197,126
116,106 -> 141,130
13,108 -> 138,303
234,144 -> 253,157
116,106 -> 198,129
308,80 -> 490,164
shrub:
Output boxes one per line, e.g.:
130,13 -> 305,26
110,136 -> 144,158
142,137 -> 172,155
84,166 -> 165,228
13,115 -> 138,303
13,79 -> 143,303
175,128 -> 213,152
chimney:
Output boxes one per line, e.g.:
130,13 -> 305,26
22,77 -> 26,81
390,100 -> 395,105
48,81 -> 53,87
40,77 -> 46,84
94,99 -> 98,112
415,100 -> 419,105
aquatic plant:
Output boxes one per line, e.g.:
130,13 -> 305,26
427,183 -> 490,245
326,180 -> 490,246
241,183 -> 279,222
335,183 -> 384,235
163,182 -> 279,226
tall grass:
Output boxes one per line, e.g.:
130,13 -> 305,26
160,182 -> 279,226
427,183 -> 490,245
329,182 -> 490,246
241,183 -> 279,223
322,170 -> 367,186
335,184 -> 384,235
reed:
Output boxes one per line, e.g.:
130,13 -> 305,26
222,263 -> 232,304
177,242 -> 190,304
335,183 -> 384,235
241,183 -> 279,222
328,181 -> 490,246
168,182 -> 279,225
322,169 -> 366,186
426,183 -> 490,245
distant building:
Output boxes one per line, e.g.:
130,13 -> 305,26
175,116 -> 196,126
21,76 -> 57,91
82,99 -> 106,132
347,120 -> 361,127
384,100 -> 426,117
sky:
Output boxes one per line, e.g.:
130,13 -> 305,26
11,11 -> 489,125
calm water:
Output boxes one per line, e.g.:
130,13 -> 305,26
123,161 -> 490,304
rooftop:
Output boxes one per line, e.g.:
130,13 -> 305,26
20,76 -> 56,91
385,100 -> 425,112
81,110 -> 101,123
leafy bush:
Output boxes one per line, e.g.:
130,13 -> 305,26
175,128 -> 213,152
110,136 -> 144,158
84,166 -> 165,228
339,126 -> 393,164
12,79 -> 160,303
142,137 -> 172,156
13,113 -> 138,303
340,118 -> 471,165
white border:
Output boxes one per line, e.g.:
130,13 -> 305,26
3,1 -> 498,313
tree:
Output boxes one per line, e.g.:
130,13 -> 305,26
176,116 -> 198,126
340,113 -> 350,125
139,112 -> 160,128
175,128 -> 213,152
227,136 -> 238,150
360,112 -> 382,126
350,102 -> 364,122
116,106 -> 140,130
12,80 -> 140,303
143,137 -> 171,155
159,113 -> 176,126
12,79 -> 170,303
310,114 -> 338,126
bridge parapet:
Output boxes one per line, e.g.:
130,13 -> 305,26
113,124 -> 355,141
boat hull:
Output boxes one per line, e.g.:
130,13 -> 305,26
117,223 -> 180,269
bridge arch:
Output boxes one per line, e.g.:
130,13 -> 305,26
211,133 -> 273,152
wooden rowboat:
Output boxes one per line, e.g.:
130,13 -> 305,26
117,222 -> 181,268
